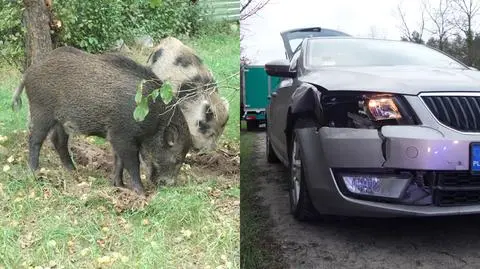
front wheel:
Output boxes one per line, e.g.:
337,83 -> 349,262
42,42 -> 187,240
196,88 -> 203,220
289,130 -> 319,221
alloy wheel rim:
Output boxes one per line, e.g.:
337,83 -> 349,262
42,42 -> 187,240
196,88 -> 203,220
291,137 -> 301,207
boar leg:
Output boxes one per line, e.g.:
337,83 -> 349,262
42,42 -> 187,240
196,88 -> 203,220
50,123 -> 75,170
28,112 -> 55,171
113,153 -> 125,188
110,139 -> 145,195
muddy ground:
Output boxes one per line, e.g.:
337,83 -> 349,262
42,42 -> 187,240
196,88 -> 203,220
249,131 -> 480,269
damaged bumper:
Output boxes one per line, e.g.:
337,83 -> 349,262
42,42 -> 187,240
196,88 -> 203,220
296,107 -> 480,217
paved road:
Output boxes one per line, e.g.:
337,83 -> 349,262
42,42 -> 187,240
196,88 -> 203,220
251,131 -> 480,269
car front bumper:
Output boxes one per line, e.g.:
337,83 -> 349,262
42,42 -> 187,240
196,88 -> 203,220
296,95 -> 480,217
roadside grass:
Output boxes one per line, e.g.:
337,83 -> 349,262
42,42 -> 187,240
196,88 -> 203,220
240,131 -> 284,269
0,30 -> 239,268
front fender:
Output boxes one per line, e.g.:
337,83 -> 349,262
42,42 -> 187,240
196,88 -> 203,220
285,83 -> 324,148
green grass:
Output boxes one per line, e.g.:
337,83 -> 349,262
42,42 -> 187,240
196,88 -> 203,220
240,131 -> 284,269
0,30 -> 239,269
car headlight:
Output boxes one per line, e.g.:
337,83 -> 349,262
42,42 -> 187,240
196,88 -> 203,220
366,97 -> 402,121
323,92 -> 420,129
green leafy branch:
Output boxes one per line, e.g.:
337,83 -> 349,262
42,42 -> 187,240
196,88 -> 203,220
133,79 -> 174,122
133,71 -> 239,122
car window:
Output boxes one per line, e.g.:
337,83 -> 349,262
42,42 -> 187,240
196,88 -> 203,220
305,38 -> 466,69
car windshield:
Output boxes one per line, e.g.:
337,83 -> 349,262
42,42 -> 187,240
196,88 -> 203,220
305,38 -> 466,69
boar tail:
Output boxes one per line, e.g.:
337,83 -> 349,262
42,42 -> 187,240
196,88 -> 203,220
11,77 -> 25,111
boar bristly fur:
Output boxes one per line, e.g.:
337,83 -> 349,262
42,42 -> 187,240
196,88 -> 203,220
12,46 -> 192,195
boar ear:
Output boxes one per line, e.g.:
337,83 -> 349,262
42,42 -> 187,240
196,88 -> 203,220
164,125 -> 179,147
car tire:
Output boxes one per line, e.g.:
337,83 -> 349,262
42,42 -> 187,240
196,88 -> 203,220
288,129 -> 320,221
266,133 -> 280,163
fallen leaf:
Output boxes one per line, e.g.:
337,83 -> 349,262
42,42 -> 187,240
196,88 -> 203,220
80,248 -> 90,256
77,182 -> 90,188
96,239 -> 106,248
46,240 -> 57,248
181,229 -> 193,238
97,256 -> 112,265
111,252 -> 121,259
142,219 -> 150,226
20,232 -> 35,248
43,188 -> 52,199
2,165 -> 10,172
7,156 -> 14,163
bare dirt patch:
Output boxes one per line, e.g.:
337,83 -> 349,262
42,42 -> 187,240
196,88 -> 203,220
6,133 -> 238,214
71,138 -> 113,174
70,137 -> 240,178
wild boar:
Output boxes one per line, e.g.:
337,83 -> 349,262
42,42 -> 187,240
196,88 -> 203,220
11,46 -> 192,195
146,37 -> 230,151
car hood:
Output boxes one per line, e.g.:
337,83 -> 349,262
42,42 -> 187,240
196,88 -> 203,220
300,65 -> 480,95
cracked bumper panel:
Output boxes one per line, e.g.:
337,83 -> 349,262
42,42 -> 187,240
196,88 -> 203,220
295,122 -> 480,217
318,128 -> 385,168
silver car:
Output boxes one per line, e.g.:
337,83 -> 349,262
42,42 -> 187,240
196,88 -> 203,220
265,27 -> 480,220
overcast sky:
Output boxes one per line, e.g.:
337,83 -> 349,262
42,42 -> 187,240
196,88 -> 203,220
240,0 -> 463,64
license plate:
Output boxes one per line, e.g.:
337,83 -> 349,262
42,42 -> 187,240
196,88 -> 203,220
470,143 -> 480,173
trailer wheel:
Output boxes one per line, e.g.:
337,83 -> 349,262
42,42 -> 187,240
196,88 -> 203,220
246,120 -> 258,131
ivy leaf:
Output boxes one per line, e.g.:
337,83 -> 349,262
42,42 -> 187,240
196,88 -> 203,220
150,0 -> 163,8
135,81 -> 144,104
159,82 -> 174,105
133,98 -> 149,122
150,88 -> 160,103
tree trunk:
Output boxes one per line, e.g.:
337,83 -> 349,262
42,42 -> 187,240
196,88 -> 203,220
23,0 -> 52,68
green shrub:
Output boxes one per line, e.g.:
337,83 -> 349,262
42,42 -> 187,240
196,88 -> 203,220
0,0 -> 25,69
0,0 -> 211,64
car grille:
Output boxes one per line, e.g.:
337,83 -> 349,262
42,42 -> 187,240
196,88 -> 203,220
421,95 -> 480,132
435,172 -> 480,206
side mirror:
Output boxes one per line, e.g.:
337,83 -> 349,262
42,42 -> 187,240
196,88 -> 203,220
265,59 -> 297,78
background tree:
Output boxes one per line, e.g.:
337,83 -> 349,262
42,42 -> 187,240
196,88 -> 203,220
240,0 -> 270,21
451,0 -> 480,65
397,1 -> 426,42
23,0 -> 52,68
423,0 -> 455,51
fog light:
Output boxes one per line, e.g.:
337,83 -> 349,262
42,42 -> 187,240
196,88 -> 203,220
341,174 -> 411,199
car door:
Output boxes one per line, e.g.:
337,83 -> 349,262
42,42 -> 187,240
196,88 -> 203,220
270,27 -> 351,162
269,51 -> 301,162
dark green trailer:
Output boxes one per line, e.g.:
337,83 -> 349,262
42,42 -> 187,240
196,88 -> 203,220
241,64 -> 281,131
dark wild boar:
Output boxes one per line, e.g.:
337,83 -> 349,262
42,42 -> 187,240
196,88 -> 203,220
11,46 -> 192,195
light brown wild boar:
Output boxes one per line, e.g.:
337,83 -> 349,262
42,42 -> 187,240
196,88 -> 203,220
11,46 -> 192,195
147,37 -> 230,151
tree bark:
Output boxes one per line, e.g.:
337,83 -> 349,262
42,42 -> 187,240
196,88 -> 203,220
23,0 -> 52,68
